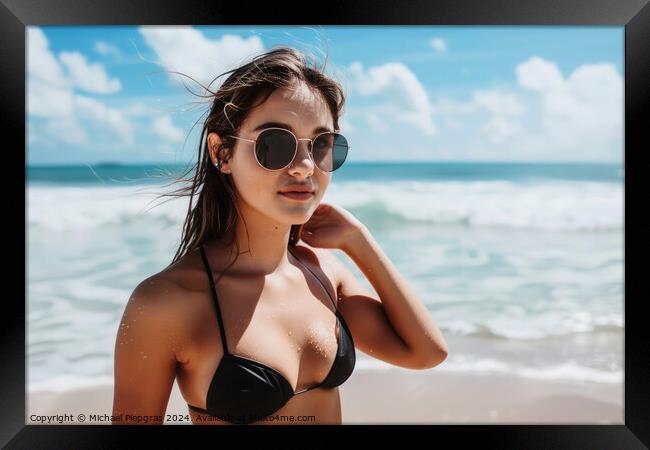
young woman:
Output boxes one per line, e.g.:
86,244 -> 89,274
112,47 -> 448,425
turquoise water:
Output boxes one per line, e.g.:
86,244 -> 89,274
27,161 -> 623,185
26,161 -> 624,392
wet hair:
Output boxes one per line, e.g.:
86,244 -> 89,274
154,46 -> 346,272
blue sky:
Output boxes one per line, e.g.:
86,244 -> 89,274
27,26 -> 623,165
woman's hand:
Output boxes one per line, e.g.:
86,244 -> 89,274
300,202 -> 366,250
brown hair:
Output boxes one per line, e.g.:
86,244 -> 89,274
152,46 -> 346,272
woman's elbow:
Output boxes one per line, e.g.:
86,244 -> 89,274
414,348 -> 448,370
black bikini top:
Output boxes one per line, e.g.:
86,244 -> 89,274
186,244 -> 356,425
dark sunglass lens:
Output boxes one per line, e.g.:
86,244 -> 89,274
312,133 -> 349,172
255,129 -> 296,170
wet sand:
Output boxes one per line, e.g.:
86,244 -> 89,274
27,368 -> 623,425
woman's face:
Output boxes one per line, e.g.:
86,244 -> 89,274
210,82 -> 334,226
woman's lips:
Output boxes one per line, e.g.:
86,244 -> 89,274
278,192 -> 314,201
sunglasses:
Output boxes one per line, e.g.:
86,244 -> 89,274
227,127 -> 349,172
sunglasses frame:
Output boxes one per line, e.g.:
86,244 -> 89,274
226,127 -> 347,173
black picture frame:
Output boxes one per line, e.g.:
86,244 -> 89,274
5,0 -> 649,447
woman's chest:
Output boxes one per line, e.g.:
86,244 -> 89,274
175,264 -> 343,408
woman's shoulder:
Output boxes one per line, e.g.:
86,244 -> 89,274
128,248 -> 207,316
293,243 -> 341,292
153,246 -> 210,292
124,259 -> 207,352
127,273 -> 188,319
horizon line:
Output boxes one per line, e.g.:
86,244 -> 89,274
26,160 -> 624,168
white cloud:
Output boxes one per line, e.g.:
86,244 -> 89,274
429,90 -> 526,149
94,41 -> 123,58
28,79 -> 76,118
59,51 -> 122,94
366,112 -> 389,133
152,115 -> 184,143
481,116 -> 524,144
75,95 -> 135,145
44,116 -> 87,145
347,61 -> 437,136
472,88 -> 526,117
27,27 -> 135,151
422,57 -> 622,162
28,27 -> 73,117
433,96 -> 480,116
516,56 -> 564,92
434,88 -> 525,118
138,26 -> 266,90
120,101 -> 162,117
443,117 -> 463,130
471,88 -> 526,144
429,38 -> 447,53
28,28 -> 67,88
514,56 -> 622,159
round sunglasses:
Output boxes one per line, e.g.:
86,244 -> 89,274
227,127 -> 349,173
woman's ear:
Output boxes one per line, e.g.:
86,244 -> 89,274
208,132 -> 231,173
207,132 -> 222,166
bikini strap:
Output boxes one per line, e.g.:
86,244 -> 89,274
288,246 -> 338,312
199,244 -> 230,355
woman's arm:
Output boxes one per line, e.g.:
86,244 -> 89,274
334,227 -> 448,369
112,276 -> 180,425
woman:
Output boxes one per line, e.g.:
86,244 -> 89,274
112,47 -> 448,425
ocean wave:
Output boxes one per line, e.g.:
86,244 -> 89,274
440,311 -> 623,340
27,179 -> 622,232
328,180 -> 622,232
354,355 -> 622,384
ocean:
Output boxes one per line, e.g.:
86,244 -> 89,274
26,161 -> 624,392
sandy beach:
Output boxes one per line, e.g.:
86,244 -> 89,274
26,367 -> 623,425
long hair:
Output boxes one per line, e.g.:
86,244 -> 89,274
152,46 -> 346,271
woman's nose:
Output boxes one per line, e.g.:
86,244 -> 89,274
292,139 -> 316,169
